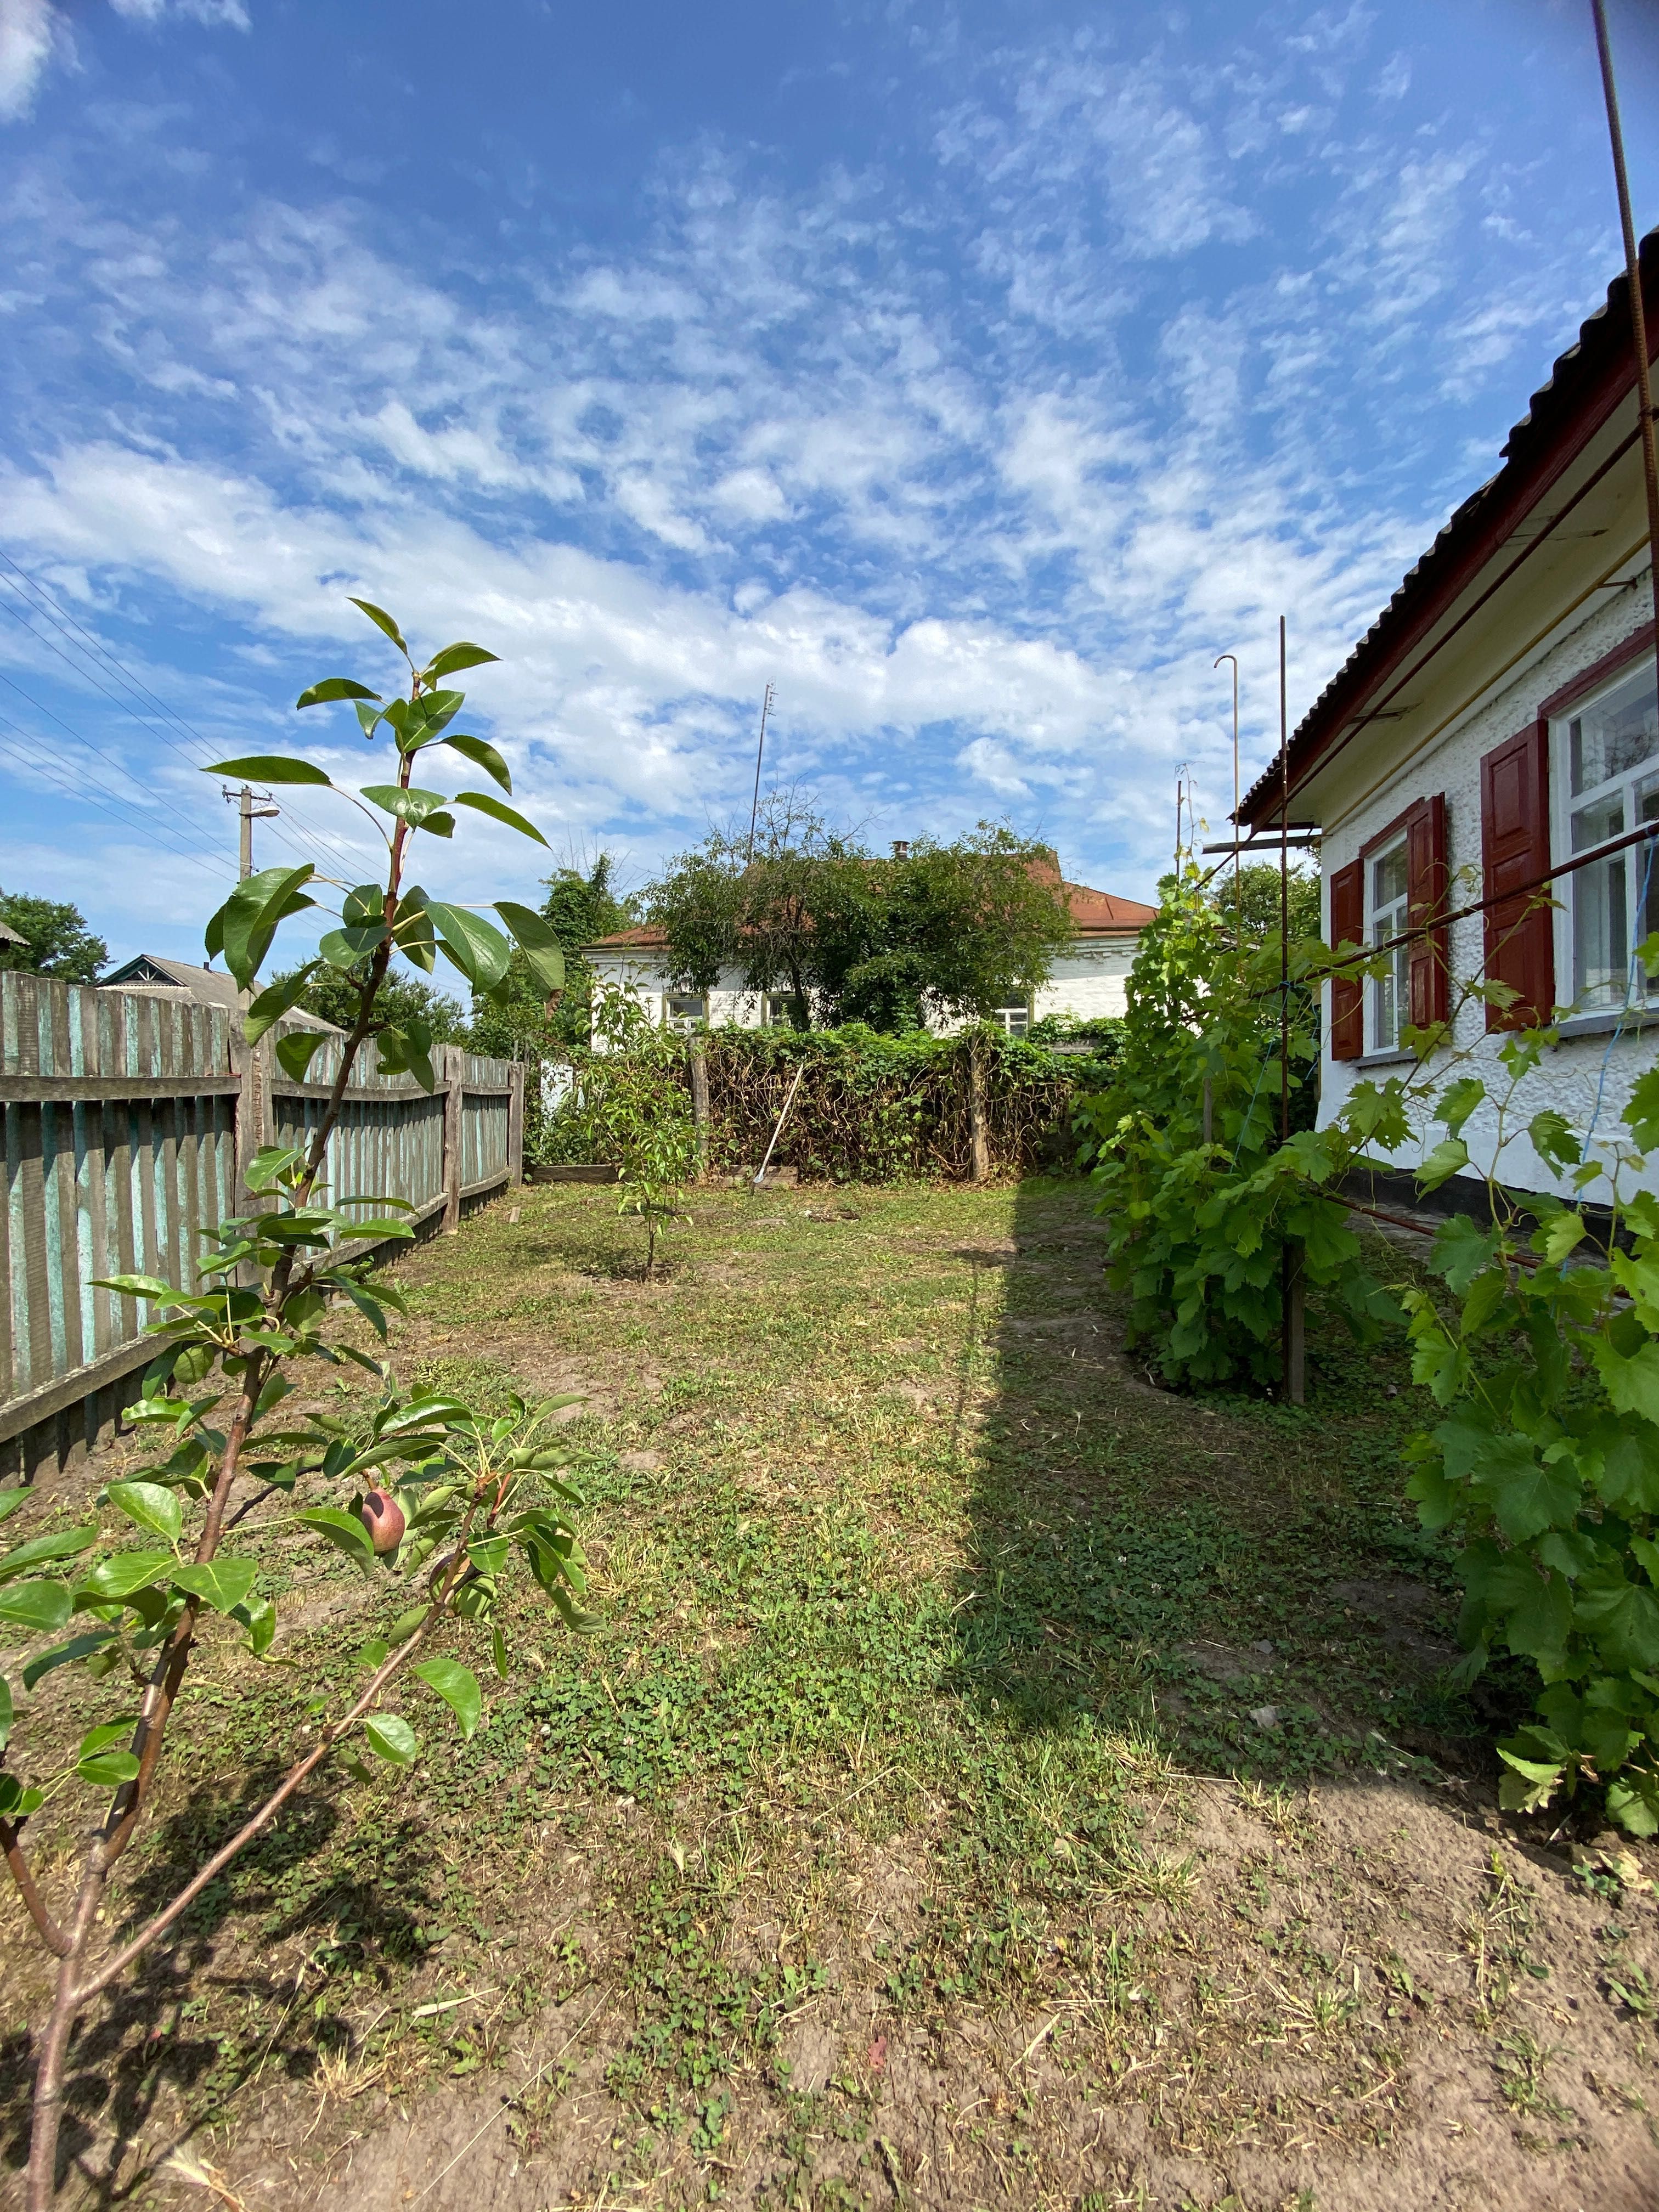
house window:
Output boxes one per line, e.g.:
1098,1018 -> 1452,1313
992,1002 -> 1030,1039
1555,659 -> 1659,1009
1368,839 -> 1410,1049
664,992 -> 707,1032
764,994 -> 798,1028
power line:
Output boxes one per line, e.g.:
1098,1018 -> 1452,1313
0,722 -> 227,887
0,550 -> 346,876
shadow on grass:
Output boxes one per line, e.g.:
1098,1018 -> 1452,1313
949,1175 -> 1516,1795
0,1762 -> 442,2206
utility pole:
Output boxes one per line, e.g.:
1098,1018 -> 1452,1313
224,783 -> 280,879
746,684 -> 775,864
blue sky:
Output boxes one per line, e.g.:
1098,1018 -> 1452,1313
1,0 -> 1656,967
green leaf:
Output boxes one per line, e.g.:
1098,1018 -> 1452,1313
21,1630 -> 116,1690
317,922 -> 389,973
77,1550 -> 173,1602
362,1712 -> 418,1766
1436,1077 -> 1486,1136
1592,1336 -> 1659,1426
275,1029 -> 330,1083
0,1674 -> 9,1754
1535,1210 -> 1587,1266
105,1482 -> 183,1546
360,783 -> 450,826
450,791 -> 549,847
1625,1066 -> 1659,1153
1497,1746 -> 1563,1814
0,1774 -> 43,1818
245,963 -> 321,1045
229,1595 -> 276,1657
492,1623 -> 509,1680
467,1534 -> 509,1578
1466,1435 -> 1579,1543
171,1559 -> 258,1614
205,755 -> 333,787
297,1508 -> 375,1571
374,1022 -> 436,1093
424,642 -> 499,681
0,1488 -> 26,1524
1528,1109 -> 1582,1170
411,1656 -> 482,1740
424,901 -> 511,991
78,1753 -> 141,1787
1418,1137 -> 1470,1193
442,732 -> 511,792
217,864 -> 318,992
91,1273 -> 178,1304
494,901 -> 566,994
0,1579 -> 72,1632
1575,1577 -> 1659,1672
348,597 -> 408,651
297,676 -> 383,709
0,1524 -> 98,1584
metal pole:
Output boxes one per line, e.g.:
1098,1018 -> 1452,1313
224,783 -> 279,882
1278,613 -> 1300,1404
746,683 -> 775,865
1591,0 -> 1659,692
1215,652 -> 1240,953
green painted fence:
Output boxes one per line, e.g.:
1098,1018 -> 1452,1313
1,973 -> 524,1480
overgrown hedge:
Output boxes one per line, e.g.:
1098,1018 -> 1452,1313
538,1021 -> 1122,1182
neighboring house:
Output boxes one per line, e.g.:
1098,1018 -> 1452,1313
583,856 -> 1155,1038
99,953 -> 342,1031
1238,228 -> 1659,1203
99,953 -> 246,1017
0,919 -> 26,952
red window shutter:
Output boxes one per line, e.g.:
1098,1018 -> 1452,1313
1328,858 -> 1364,1060
1481,720 -> 1554,1030
1406,794 -> 1449,1030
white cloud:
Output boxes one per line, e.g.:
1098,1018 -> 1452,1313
0,0 -> 58,121
1,0 -> 246,125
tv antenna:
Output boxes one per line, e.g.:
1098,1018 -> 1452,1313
746,684 -> 775,863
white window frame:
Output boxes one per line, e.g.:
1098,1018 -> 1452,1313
763,994 -> 798,1029
664,992 -> 707,1034
1550,654 -> 1659,1014
991,1000 -> 1031,1039
1365,833 -> 1410,1052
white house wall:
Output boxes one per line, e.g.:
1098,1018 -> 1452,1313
586,940 -> 1138,1037
1318,569 -> 1658,1203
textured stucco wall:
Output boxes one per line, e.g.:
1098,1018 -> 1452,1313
1319,573 -> 1657,1200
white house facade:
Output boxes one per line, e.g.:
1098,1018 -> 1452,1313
581,868 -> 1155,1039
1239,229 -> 1659,1205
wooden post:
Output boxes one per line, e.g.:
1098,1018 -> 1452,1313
507,1060 -> 526,1188
442,1045 -> 464,1234
1285,1244 -> 1306,1406
689,1039 -> 710,1182
969,1035 -> 990,1184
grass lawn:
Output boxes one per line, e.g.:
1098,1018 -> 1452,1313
2,1175 -> 1657,2210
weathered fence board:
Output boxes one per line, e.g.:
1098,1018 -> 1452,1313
1,974 -> 523,1480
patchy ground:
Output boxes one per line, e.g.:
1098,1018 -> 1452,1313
2,1176 -> 1657,2212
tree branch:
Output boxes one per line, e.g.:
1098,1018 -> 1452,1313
1,1821 -> 69,1957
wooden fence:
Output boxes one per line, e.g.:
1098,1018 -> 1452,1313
0,973 -> 524,1480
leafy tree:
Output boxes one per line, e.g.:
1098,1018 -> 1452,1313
819,826 -> 1076,1030
471,853 -> 635,1063
268,958 -> 470,1042
650,788 -> 853,1028
0,601 -> 585,2211
647,799 -> 1074,1033
0,888 -> 108,983
1207,860 -> 1320,951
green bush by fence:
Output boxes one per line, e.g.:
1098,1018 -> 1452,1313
538,1020 -> 1122,1182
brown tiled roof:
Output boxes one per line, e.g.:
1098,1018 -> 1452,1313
1240,224 -> 1659,824
584,872 -> 1153,955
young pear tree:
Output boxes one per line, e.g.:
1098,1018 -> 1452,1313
0,601 -> 592,2210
